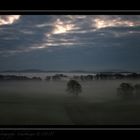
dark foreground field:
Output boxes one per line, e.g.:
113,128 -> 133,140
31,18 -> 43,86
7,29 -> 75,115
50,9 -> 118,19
0,95 -> 140,125
0,80 -> 140,125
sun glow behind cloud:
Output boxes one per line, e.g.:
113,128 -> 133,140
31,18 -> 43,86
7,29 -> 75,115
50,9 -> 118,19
52,19 -> 75,34
0,15 -> 21,26
93,17 -> 135,29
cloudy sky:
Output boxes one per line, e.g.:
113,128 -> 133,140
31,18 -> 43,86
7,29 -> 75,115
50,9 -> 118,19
0,15 -> 140,71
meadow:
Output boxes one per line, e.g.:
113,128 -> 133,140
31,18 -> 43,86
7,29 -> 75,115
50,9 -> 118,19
0,75 -> 140,125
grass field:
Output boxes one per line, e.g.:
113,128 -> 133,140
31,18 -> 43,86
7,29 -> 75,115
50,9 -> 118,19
0,80 -> 140,125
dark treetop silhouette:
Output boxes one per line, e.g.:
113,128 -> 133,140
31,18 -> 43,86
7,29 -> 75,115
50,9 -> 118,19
66,80 -> 82,96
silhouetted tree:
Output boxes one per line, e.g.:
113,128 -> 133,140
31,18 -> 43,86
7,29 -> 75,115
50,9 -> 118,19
87,75 -> 94,80
117,83 -> 134,99
66,80 -> 82,96
80,75 -> 85,81
45,76 -> 51,81
32,77 -> 42,81
52,75 -> 61,81
114,73 -> 124,79
73,76 -> 80,80
134,84 -> 140,98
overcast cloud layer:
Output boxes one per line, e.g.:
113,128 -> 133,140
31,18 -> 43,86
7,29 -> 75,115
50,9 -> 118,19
0,15 -> 140,71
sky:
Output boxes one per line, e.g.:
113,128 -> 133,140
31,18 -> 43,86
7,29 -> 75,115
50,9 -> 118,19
0,15 -> 140,72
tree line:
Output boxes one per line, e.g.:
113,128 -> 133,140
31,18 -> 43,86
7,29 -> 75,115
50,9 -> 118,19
1,72 -> 140,81
0,74 -> 140,99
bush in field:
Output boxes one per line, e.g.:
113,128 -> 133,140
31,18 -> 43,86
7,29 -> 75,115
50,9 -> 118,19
66,80 -> 82,96
117,83 -> 134,99
134,84 -> 140,98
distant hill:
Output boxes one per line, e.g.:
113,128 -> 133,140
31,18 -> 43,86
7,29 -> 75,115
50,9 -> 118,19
0,70 -> 96,73
0,69 -> 138,74
1,69 -> 47,73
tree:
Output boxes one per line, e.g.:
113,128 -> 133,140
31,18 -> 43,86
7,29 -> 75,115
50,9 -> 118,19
134,84 -> 140,98
45,76 -> 51,81
117,83 -> 134,99
66,80 -> 82,96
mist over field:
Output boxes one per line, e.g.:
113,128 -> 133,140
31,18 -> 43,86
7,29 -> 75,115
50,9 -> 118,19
0,72 -> 140,125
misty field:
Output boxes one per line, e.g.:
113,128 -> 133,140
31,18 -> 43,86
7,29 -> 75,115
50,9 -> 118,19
0,79 -> 140,125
